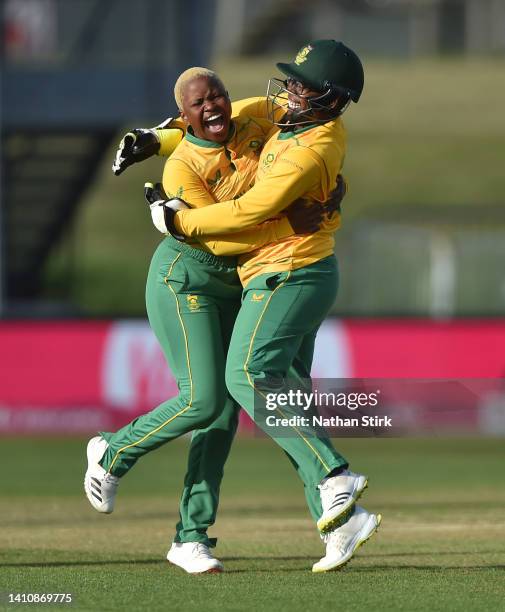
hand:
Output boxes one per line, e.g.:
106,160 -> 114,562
113,117 -> 175,176
112,129 -> 161,176
144,182 -> 188,240
324,174 -> 347,218
112,114 -> 175,176
286,199 -> 324,234
144,181 -> 168,203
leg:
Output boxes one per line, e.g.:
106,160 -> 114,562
99,247 -> 231,477
175,294 -> 241,546
226,257 -> 348,497
285,329 -> 334,523
174,398 -> 239,546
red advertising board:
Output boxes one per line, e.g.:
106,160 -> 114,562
1,319 -> 504,434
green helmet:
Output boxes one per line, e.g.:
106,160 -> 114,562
276,39 -> 364,103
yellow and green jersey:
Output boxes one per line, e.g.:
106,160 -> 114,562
173,100 -> 346,286
160,98 -> 293,257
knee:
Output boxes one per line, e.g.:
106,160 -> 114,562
225,355 -> 259,406
200,394 -> 239,435
225,360 -> 241,403
190,387 -> 228,428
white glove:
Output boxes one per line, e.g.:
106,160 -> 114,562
144,182 -> 188,239
150,198 -> 188,235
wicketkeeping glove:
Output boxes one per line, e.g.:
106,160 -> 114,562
112,116 -> 174,176
144,182 -> 188,241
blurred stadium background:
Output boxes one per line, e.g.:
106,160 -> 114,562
1,2 -> 505,607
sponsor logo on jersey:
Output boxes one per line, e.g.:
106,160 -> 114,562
251,293 -> 265,302
262,152 -> 275,168
294,45 -> 313,65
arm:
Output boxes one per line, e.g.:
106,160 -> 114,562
230,97 -> 267,117
202,219 -> 293,256
156,118 -> 186,157
162,157 -> 215,207
206,191 -> 337,255
112,116 -> 185,176
162,157 -> 294,254
114,98 -> 281,172
174,147 -> 322,238
231,96 -> 285,124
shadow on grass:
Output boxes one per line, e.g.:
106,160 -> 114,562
348,565 -> 505,572
222,550 -> 505,561
2,553 -> 504,573
224,565 -> 505,574
0,559 -> 164,568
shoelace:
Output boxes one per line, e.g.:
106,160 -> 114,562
102,473 -> 119,487
191,543 -> 213,559
320,470 -> 351,490
322,530 -> 349,551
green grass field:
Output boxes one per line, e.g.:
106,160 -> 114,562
1,437 -> 504,611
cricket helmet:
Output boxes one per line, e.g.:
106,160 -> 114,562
267,40 -> 364,126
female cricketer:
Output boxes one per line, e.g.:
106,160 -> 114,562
85,67 -> 326,573
86,40 -> 381,574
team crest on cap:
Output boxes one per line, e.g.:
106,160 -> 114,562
294,45 -> 313,66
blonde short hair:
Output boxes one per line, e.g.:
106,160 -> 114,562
174,67 -> 224,110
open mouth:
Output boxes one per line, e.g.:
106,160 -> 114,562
204,113 -> 226,134
288,100 -> 302,111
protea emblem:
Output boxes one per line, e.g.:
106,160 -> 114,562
294,45 -> 312,65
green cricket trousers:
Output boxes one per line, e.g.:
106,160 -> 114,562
100,239 -> 348,541
100,236 -> 242,547
225,256 -> 348,522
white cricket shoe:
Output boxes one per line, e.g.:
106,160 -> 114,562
313,505 -> 381,573
84,436 -> 119,514
316,469 -> 368,533
167,542 -> 224,574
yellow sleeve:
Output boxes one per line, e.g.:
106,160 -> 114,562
162,157 -> 215,206
156,117 -> 186,156
231,97 -> 284,124
162,156 -> 294,255
203,218 -> 294,256
231,97 -> 268,119
174,147 -> 321,237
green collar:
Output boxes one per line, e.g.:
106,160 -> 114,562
185,122 -> 235,148
277,123 -> 318,140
